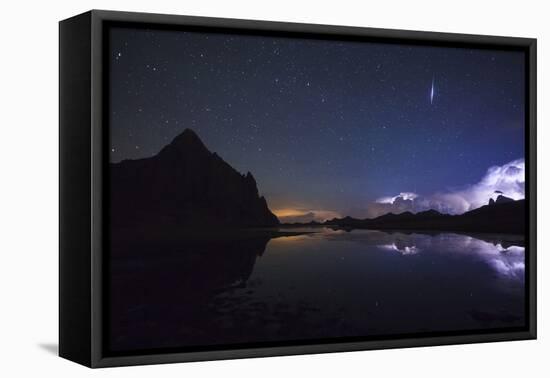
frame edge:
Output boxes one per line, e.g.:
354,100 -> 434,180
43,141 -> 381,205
85,9 -> 537,368
59,11 -> 94,368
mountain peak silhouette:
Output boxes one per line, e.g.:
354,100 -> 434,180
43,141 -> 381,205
157,128 -> 210,159
488,194 -> 515,206
110,128 -> 279,229
174,128 -> 203,145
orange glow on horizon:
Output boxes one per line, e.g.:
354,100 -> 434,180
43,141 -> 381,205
272,208 -> 309,217
272,208 -> 342,222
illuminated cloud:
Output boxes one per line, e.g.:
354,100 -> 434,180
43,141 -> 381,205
367,158 -> 525,217
376,192 -> 419,204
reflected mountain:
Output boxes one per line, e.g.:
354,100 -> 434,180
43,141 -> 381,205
110,232 -> 284,351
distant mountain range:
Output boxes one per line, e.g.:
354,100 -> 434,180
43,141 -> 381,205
110,129 -> 279,229
285,195 -> 525,234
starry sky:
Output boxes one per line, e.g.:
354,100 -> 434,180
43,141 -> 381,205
108,26 -> 525,220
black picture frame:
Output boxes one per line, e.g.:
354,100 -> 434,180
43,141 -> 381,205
59,9 -> 537,368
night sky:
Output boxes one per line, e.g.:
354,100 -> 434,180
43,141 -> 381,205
109,26 -> 525,220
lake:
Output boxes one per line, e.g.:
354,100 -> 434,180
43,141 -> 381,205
108,227 -> 525,353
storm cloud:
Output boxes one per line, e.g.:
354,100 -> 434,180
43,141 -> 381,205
366,158 -> 525,218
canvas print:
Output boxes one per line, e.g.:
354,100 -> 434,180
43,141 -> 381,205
107,26 -> 526,355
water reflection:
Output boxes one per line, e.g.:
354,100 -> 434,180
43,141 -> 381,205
380,242 -> 420,255
315,228 -> 525,279
379,233 -> 526,279
109,228 -> 525,353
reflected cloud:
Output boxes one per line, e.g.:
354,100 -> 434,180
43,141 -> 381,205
379,242 -> 420,255
445,235 -> 525,279
424,233 -> 525,279
490,258 -> 524,278
476,243 -> 525,279
313,228 -> 525,279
